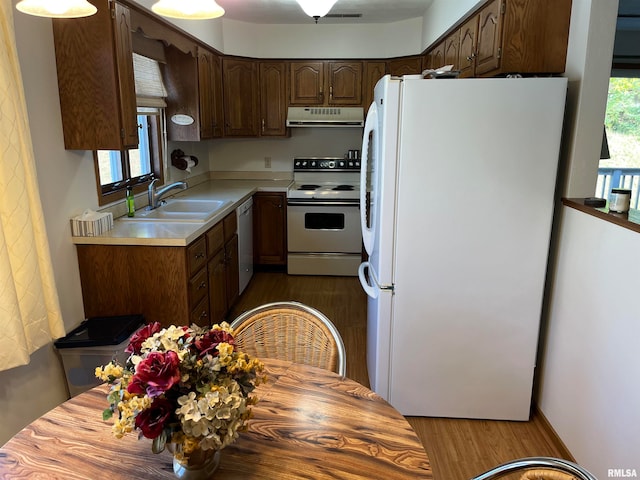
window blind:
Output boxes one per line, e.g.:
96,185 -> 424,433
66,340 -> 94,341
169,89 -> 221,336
133,53 -> 168,108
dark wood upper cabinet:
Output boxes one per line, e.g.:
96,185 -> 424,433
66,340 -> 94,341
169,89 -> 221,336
259,62 -> 288,136
289,61 -> 325,105
458,15 -> 479,78
430,0 -> 572,78
223,58 -> 260,136
197,48 -> 225,139
363,61 -> 387,107
163,46 -> 200,142
327,62 -> 362,105
52,0 -> 138,150
387,56 -> 423,76
475,0 -> 504,76
289,61 -> 362,106
444,30 -> 461,70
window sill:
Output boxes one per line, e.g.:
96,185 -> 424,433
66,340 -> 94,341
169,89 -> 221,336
562,198 -> 640,235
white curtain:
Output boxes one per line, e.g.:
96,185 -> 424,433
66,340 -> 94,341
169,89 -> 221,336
0,0 -> 65,371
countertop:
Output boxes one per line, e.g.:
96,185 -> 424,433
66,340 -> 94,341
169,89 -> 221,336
562,198 -> 640,235
72,179 -> 292,247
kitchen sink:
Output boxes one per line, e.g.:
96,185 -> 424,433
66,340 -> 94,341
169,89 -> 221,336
120,198 -> 230,223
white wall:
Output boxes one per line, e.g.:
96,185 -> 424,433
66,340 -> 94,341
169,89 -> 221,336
539,207 -> 640,478
221,18 -> 423,59
421,0 -> 481,49
207,128 -> 362,172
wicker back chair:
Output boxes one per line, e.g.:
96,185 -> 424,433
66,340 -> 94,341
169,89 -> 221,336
229,301 -> 346,376
469,457 -> 597,480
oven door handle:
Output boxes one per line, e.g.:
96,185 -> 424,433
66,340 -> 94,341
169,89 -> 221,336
287,201 -> 360,207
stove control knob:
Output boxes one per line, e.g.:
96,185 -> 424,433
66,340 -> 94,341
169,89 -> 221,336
328,161 -> 335,169
294,161 -> 301,168
310,161 -> 317,168
354,161 -> 361,169
302,161 -> 308,167
347,161 -> 354,168
338,161 -> 345,168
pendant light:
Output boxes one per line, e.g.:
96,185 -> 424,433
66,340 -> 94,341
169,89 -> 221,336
151,0 -> 225,20
295,0 -> 337,23
16,0 -> 97,18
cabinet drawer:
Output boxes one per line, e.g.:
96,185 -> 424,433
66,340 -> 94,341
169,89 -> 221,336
190,296 -> 210,327
223,212 -> 237,242
188,267 -> 209,307
206,221 -> 224,256
187,236 -> 207,277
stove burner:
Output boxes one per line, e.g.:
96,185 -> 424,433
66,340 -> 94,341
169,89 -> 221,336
298,184 -> 321,190
332,185 -> 355,191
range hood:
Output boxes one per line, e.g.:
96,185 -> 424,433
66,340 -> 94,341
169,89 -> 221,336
286,107 -> 364,127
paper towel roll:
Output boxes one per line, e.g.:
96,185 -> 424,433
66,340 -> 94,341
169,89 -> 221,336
185,158 -> 196,173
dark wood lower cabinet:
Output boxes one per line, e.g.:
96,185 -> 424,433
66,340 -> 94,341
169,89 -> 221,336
76,212 -> 239,328
253,192 -> 287,266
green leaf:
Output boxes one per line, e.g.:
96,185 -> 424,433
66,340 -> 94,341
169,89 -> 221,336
102,408 -> 113,421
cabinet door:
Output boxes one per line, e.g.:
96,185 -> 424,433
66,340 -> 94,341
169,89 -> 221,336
458,15 -> 479,78
52,0 -> 138,150
197,49 -> 214,139
328,62 -> 362,106
475,0 -> 504,76
290,61 -> 325,105
224,235 -> 239,309
444,30 -> 460,70
387,56 -> 423,76
211,53 -> 225,137
253,193 -> 286,265
223,58 -> 259,136
208,249 -> 227,325
430,41 -> 445,69
259,62 -> 288,136
363,62 -> 386,108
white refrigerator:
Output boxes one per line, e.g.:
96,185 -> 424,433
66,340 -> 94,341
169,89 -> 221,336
358,75 -> 567,421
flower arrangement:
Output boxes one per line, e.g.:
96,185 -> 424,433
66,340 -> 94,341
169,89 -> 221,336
95,322 -> 265,461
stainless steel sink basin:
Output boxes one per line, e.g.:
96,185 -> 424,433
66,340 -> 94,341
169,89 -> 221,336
120,198 -> 230,223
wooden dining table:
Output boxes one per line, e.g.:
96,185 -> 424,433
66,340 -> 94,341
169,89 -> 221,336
0,358 -> 432,479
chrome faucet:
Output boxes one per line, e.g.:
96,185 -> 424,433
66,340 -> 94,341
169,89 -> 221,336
147,179 -> 188,210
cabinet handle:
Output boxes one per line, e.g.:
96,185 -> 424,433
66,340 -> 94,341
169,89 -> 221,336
195,252 -> 206,259
262,118 -> 265,132
199,311 -> 208,320
198,281 -> 207,290
330,85 -> 333,99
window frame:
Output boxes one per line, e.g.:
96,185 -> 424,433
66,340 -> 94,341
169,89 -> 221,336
93,111 -> 165,206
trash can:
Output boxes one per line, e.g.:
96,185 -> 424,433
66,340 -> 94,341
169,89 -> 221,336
54,314 -> 144,397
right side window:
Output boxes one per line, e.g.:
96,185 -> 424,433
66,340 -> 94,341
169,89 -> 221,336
596,77 -> 640,209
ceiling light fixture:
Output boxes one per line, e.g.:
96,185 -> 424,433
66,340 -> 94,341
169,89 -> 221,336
295,0 -> 338,23
151,0 -> 225,20
16,0 -> 97,18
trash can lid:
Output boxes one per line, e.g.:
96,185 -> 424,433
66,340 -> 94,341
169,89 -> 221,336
54,314 -> 145,348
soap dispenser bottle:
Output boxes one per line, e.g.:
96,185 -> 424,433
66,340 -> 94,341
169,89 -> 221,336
126,186 -> 135,217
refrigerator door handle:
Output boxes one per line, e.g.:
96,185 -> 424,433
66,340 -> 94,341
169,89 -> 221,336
359,261 -> 393,298
360,102 -> 378,255
358,262 -> 379,299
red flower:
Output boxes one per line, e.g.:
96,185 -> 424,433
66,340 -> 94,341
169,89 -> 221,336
194,329 -> 235,358
135,397 -> 174,439
127,351 -> 181,398
126,322 -> 162,354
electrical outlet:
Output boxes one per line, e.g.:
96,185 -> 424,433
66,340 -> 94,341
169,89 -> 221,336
264,156 -> 272,168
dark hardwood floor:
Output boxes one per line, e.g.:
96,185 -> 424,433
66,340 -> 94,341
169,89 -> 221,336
227,272 -> 574,480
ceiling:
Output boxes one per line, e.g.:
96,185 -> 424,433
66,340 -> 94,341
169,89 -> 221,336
217,0 -> 434,24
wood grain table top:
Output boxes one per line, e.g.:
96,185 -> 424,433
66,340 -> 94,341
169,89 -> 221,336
0,358 -> 432,479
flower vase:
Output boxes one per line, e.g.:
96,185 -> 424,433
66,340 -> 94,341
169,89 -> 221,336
172,448 -> 221,480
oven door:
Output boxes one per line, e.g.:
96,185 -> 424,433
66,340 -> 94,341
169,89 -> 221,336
287,201 -> 362,254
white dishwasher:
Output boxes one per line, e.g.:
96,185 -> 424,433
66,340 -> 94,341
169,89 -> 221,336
236,197 -> 254,295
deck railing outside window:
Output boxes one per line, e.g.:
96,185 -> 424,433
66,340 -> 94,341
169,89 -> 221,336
596,167 -> 640,209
